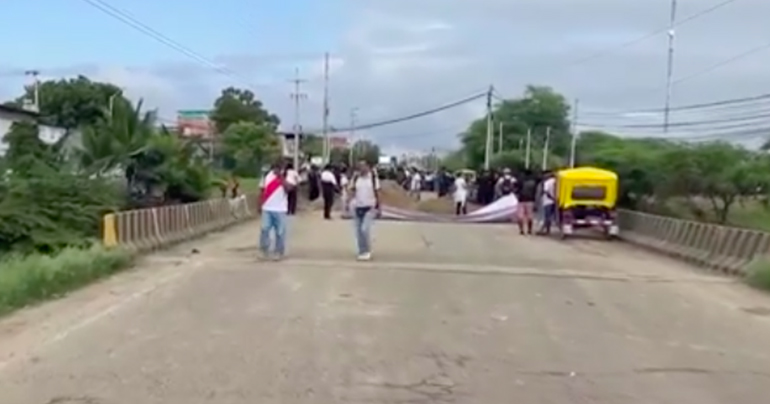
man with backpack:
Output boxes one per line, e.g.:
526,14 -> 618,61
495,168 -> 517,200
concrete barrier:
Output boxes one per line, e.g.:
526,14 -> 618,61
101,194 -> 259,252
618,209 -> 770,276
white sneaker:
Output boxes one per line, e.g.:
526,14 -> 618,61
356,252 -> 372,261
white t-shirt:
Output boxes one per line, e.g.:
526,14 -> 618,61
320,170 -> 337,185
286,169 -> 300,186
453,177 -> 468,203
351,173 -> 380,208
542,177 -> 556,206
260,171 -> 296,212
410,173 -> 422,191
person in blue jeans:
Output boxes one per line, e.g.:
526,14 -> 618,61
346,160 -> 380,261
258,161 -> 297,260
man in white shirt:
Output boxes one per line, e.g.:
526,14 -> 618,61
258,161 -> 297,260
453,174 -> 469,215
409,170 -> 422,201
540,170 -> 557,235
285,163 -> 301,215
320,164 -> 338,220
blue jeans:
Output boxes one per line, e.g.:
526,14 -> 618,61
353,207 -> 375,255
259,211 -> 287,255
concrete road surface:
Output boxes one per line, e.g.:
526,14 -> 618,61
2,216 -> 770,403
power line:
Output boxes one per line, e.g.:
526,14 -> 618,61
329,92 -> 486,133
671,40 -> 770,86
582,110 -> 770,129
557,0 -> 739,72
581,92 -> 770,116
80,0 -> 266,89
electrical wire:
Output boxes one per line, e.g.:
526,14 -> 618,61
582,110 -> 770,129
555,0 -> 740,72
80,0 -> 267,89
580,93 -> 770,116
329,92 -> 487,133
671,40 -> 770,86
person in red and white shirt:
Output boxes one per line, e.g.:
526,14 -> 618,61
258,161 -> 297,260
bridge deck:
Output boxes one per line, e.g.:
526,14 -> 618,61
1,215 -> 769,403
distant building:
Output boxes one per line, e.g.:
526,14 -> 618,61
0,104 -> 80,156
176,110 -> 214,139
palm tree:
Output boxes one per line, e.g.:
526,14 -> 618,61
77,98 -> 157,183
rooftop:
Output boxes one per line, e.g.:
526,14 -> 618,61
0,103 -> 40,119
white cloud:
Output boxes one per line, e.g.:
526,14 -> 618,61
3,0 -> 770,150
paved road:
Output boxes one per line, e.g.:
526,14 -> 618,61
2,216 -> 770,403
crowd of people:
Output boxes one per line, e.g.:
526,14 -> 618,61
257,159 -> 381,262
400,166 -> 557,235
255,159 -> 559,262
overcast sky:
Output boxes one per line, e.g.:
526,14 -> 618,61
1,0 -> 769,154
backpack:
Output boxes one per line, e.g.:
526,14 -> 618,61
500,178 -> 514,195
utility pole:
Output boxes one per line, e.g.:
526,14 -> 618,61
663,0 -> 677,133
525,128 -> 532,169
569,98 -> 579,167
348,107 -> 358,167
289,68 -> 307,170
24,70 -> 40,112
542,126 -> 551,171
497,122 -> 504,154
484,85 -> 494,169
321,52 -> 331,163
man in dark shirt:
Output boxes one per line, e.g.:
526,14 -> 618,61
476,169 -> 495,205
515,169 -> 538,235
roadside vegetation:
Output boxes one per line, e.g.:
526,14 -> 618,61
453,84 -> 770,288
0,76 -> 388,315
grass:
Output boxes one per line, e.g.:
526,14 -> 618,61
0,245 -> 133,317
209,177 -> 261,198
655,197 -> 770,232
744,258 -> 770,291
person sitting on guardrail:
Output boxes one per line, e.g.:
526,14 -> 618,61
258,160 -> 296,261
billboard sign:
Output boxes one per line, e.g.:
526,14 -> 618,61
177,110 -> 213,138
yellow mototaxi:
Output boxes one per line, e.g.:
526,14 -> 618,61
455,168 -> 476,182
555,167 -> 619,239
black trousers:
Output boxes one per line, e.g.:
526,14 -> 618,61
287,189 -> 298,215
321,183 -> 335,219
455,201 -> 467,215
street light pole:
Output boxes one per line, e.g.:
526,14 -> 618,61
663,0 -> 678,133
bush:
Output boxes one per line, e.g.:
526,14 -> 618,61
745,258 -> 770,291
0,245 -> 133,316
0,164 -> 122,254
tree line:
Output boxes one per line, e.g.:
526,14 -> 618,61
453,85 -> 770,229
0,76 -> 384,254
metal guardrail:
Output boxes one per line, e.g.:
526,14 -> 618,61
618,209 -> 770,276
101,194 -> 259,252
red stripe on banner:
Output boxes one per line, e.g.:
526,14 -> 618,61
260,175 -> 282,205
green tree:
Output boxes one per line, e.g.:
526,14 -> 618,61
300,134 -> 324,158
12,76 -> 126,129
210,87 -> 280,134
77,98 -> 156,178
221,121 -> 280,177
461,85 -> 571,168
350,140 -> 381,165
3,122 -> 55,176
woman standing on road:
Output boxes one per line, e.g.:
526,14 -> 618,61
347,160 -> 380,261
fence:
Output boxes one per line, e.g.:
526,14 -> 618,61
618,210 -> 770,276
102,194 -> 259,252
